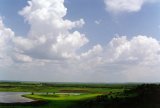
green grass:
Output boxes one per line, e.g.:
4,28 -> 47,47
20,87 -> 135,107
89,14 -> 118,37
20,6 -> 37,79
24,93 -> 102,108
25,93 -> 101,101
0,82 -> 137,93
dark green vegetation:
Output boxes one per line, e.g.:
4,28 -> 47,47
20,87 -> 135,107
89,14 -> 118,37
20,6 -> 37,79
75,84 -> 160,108
0,82 -> 160,108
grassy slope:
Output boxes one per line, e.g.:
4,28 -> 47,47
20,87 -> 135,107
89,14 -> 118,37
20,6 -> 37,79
25,93 -> 101,101
0,94 -> 102,108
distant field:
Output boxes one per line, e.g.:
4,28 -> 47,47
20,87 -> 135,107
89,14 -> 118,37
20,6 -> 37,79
0,81 -> 137,93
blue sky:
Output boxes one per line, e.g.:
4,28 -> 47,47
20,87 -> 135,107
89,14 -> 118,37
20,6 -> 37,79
1,0 -> 160,44
65,0 -> 160,42
0,0 -> 160,82
0,0 -> 29,36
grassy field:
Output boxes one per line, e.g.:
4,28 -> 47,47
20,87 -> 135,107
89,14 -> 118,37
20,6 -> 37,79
0,81 -> 150,108
22,93 -> 102,108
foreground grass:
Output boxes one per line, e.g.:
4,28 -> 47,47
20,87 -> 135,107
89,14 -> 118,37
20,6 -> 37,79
29,93 -> 102,106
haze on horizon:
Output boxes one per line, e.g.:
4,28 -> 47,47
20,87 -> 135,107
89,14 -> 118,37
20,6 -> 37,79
0,0 -> 160,82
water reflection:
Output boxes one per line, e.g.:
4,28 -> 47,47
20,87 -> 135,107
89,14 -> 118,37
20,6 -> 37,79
0,92 -> 35,103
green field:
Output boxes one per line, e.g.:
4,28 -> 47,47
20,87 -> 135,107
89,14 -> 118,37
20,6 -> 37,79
0,82 -> 159,108
0,82 -> 135,93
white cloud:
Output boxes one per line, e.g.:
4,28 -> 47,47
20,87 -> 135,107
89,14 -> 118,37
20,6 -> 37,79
0,17 -> 14,67
1,0 -> 160,82
16,0 -> 87,60
52,31 -> 89,59
104,0 -> 158,13
104,36 -> 160,64
94,20 -> 101,25
81,44 -> 103,58
0,18 -> 14,51
19,0 -> 85,37
12,53 -> 32,63
101,36 -> 160,82
13,36 -> 34,51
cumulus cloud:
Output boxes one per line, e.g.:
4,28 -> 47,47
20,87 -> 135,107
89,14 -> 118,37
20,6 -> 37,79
103,36 -> 159,82
52,31 -> 89,58
81,44 -> 103,59
104,0 -> 158,13
1,0 -> 160,82
0,17 -> 14,67
0,18 -> 14,53
16,0 -> 88,60
19,0 -> 85,37
104,36 -> 160,64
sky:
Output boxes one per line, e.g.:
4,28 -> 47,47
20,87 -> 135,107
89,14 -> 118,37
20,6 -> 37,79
0,0 -> 160,82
